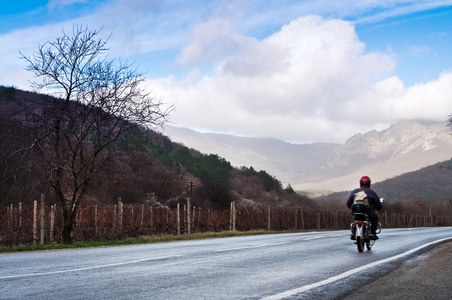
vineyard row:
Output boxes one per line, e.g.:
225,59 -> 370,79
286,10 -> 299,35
1,198 -> 451,247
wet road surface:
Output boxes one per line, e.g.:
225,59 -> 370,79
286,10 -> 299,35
1,227 -> 451,299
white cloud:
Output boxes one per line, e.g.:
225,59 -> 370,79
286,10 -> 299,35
366,72 -> 452,121
153,15 -> 433,143
178,17 -> 252,67
47,0 -> 88,10
407,44 -> 433,57
3,0 -> 452,144
0,24 -> 65,88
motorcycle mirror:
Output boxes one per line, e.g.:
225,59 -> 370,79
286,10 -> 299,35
380,198 -> 384,203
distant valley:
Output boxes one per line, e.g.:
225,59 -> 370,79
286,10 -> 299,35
164,120 -> 452,192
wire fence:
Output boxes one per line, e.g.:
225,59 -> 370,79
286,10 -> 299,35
1,199 -> 451,247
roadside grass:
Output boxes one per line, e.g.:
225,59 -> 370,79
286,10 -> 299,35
0,229 -> 323,253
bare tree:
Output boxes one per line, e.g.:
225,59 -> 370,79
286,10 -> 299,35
20,25 -> 173,243
0,117 -> 37,204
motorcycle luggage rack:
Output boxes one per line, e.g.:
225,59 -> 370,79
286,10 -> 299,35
352,213 -> 368,221
351,204 -> 368,221
351,203 -> 367,213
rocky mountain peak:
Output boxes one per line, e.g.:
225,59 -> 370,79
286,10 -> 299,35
165,120 -> 452,191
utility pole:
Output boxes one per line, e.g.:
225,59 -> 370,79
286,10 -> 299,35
187,181 -> 193,234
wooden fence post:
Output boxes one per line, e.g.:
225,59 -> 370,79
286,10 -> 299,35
113,205 -> 117,229
187,197 -> 191,235
208,209 -> 211,230
40,194 -> 45,245
33,200 -> 38,246
8,204 -> 12,229
19,202 -> 22,228
166,208 -> 169,226
332,211 -> 336,229
118,197 -> 123,234
198,207 -> 202,231
232,201 -> 236,232
140,204 -> 144,230
193,206 -> 196,232
95,205 -> 98,235
301,209 -> 304,229
229,202 -> 233,231
50,205 -> 55,243
182,205 -> 185,233
317,212 -> 320,229
177,203 -> 181,235
150,206 -> 153,229
103,206 -> 106,233
267,204 -> 271,230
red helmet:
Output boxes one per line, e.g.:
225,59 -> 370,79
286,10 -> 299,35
360,176 -> 371,187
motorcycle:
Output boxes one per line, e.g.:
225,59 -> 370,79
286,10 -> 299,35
350,198 -> 383,252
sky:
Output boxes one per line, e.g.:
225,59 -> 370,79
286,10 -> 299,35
2,0 -> 452,144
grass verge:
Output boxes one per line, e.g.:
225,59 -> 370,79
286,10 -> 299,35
0,230 -> 311,253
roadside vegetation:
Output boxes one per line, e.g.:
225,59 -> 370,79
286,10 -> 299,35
0,230 -> 300,253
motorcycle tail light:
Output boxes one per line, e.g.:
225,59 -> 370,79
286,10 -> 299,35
356,221 -> 363,226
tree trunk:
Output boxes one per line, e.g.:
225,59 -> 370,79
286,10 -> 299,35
62,218 -> 74,244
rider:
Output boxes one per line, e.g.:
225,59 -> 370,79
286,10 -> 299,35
347,176 -> 382,240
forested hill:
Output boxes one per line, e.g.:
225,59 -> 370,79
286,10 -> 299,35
0,86 -> 317,210
317,158 -> 452,203
3,85 -> 451,212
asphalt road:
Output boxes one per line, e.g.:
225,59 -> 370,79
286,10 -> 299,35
1,227 -> 451,299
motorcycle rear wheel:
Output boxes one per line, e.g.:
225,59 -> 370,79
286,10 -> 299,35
356,236 -> 364,252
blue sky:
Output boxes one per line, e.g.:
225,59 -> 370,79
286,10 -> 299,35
1,0 -> 452,143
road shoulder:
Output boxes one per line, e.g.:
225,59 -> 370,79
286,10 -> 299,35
342,240 -> 452,299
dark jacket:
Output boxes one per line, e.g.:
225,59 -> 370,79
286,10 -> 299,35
346,186 -> 382,214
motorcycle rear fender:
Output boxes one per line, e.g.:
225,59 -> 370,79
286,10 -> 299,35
356,225 -> 364,237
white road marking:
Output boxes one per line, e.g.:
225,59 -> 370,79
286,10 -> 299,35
0,255 -> 182,280
261,237 -> 452,300
304,234 -> 342,240
214,242 -> 289,252
303,236 -> 322,240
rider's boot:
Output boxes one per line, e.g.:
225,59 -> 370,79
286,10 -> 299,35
370,220 -> 379,240
369,232 -> 379,240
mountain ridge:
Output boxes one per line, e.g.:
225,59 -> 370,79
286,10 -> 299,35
318,158 -> 452,203
164,120 -> 452,191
